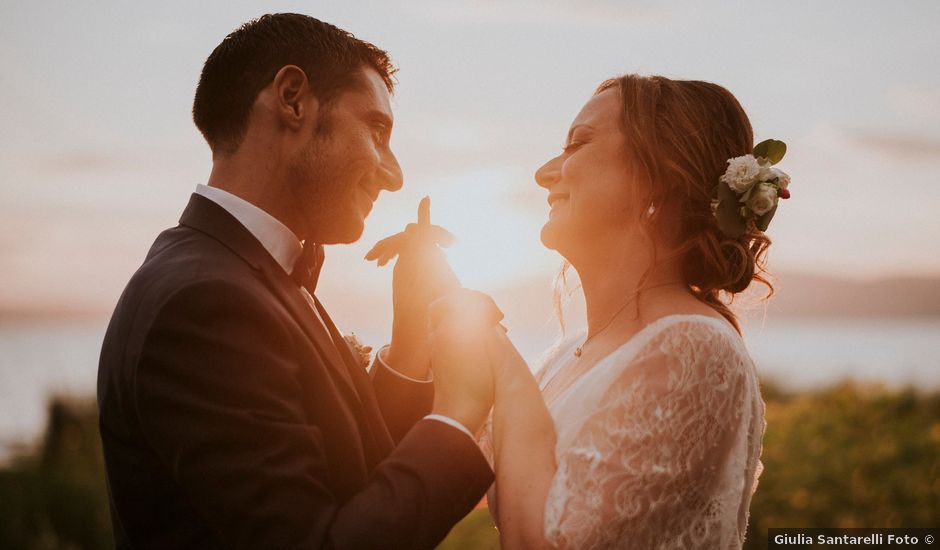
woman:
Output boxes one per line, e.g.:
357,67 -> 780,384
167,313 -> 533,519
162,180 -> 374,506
372,74 -> 776,548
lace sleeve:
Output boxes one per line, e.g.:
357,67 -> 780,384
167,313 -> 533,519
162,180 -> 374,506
544,319 -> 753,549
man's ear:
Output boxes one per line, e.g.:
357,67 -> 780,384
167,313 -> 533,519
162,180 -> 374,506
271,65 -> 318,131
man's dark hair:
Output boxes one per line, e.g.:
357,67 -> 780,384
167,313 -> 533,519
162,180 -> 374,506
193,13 -> 396,155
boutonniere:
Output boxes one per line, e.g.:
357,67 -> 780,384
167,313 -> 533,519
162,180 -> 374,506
343,333 -> 373,369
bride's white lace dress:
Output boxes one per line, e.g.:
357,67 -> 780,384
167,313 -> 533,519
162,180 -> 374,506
484,314 -> 766,549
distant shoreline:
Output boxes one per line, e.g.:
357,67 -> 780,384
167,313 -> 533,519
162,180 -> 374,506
5,270 -> 940,321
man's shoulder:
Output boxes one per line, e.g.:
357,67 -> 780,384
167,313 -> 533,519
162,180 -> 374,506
117,225 -> 270,319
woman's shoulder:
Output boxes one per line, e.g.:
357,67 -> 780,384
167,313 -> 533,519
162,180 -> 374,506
614,312 -> 749,367
645,312 -> 739,338
581,314 -> 756,417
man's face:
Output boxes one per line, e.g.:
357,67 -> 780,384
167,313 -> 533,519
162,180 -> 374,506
288,67 -> 403,244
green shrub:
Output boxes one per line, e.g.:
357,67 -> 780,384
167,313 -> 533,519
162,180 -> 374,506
743,381 -> 940,549
1,382 -> 937,549
0,397 -> 111,550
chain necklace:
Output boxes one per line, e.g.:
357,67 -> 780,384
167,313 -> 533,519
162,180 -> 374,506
573,281 -> 685,358
573,294 -> 637,358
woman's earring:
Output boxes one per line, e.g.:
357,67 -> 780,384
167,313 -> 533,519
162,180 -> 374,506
647,204 -> 657,216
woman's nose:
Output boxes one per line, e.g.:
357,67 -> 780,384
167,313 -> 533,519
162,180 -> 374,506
535,156 -> 561,190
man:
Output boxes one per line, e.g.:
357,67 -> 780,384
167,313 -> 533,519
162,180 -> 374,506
98,14 -> 495,549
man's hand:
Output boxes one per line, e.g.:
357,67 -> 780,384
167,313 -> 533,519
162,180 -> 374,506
366,197 -> 460,379
427,289 -> 504,433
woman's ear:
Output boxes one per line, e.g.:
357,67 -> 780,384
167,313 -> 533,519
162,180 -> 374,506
271,65 -> 319,131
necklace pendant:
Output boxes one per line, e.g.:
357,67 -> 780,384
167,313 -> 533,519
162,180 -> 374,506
574,347 -> 583,358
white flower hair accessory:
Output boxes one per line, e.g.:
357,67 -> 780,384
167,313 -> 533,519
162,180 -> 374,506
713,139 -> 790,238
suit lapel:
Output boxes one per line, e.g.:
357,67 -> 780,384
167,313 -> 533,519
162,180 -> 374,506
258,263 -> 362,405
314,299 -> 395,456
178,193 -> 361,405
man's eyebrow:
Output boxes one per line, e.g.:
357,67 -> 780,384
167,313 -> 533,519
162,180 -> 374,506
366,110 -> 394,129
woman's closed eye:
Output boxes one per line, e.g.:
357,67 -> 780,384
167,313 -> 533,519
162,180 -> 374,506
562,140 -> 586,154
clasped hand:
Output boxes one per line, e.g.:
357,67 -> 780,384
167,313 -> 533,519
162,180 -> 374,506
367,198 -> 530,433
366,197 -> 460,378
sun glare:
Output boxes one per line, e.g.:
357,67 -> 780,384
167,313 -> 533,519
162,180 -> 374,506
410,169 -> 556,290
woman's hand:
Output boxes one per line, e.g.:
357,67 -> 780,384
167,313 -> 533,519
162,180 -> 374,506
486,326 -> 536,399
485,321 -> 557,550
366,197 -> 460,378
427,289 -> 504,433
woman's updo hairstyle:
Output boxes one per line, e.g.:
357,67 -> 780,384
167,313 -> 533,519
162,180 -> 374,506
597,74 -> 773,332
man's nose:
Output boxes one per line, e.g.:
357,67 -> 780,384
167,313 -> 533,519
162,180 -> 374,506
535,155 -> 561,190
379,150 -> 403,192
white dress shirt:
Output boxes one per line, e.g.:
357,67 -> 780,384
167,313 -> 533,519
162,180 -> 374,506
195,184 -> 302,274
193,184 -> 475,441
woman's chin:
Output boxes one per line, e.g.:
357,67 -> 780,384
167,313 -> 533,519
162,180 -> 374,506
541,220 -> 593,262
540,222 -> 565,252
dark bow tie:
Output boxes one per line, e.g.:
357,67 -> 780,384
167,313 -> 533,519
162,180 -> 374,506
291,243 -> 325,293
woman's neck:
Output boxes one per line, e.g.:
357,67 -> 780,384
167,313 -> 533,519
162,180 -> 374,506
571,241 -> 684,338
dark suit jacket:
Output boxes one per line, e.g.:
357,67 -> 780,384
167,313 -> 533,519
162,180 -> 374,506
97,194 -> 493,549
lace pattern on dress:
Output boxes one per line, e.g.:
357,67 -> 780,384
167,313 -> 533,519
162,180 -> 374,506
542,316 -> 765,549
479,315 -> 765,549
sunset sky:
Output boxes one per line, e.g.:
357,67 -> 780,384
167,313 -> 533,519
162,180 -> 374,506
1,1 -> 938,342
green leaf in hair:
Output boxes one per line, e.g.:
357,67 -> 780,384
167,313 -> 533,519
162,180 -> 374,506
753,139 -> 787,165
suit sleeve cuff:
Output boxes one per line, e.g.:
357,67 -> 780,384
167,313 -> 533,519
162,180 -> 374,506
375,345 -> 433,383
423,414 -> 476,441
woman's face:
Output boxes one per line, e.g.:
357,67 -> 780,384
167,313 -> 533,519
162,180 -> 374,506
535,87 -> 642,257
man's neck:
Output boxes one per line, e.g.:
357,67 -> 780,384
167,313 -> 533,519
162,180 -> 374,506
207,154 -> 306,242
